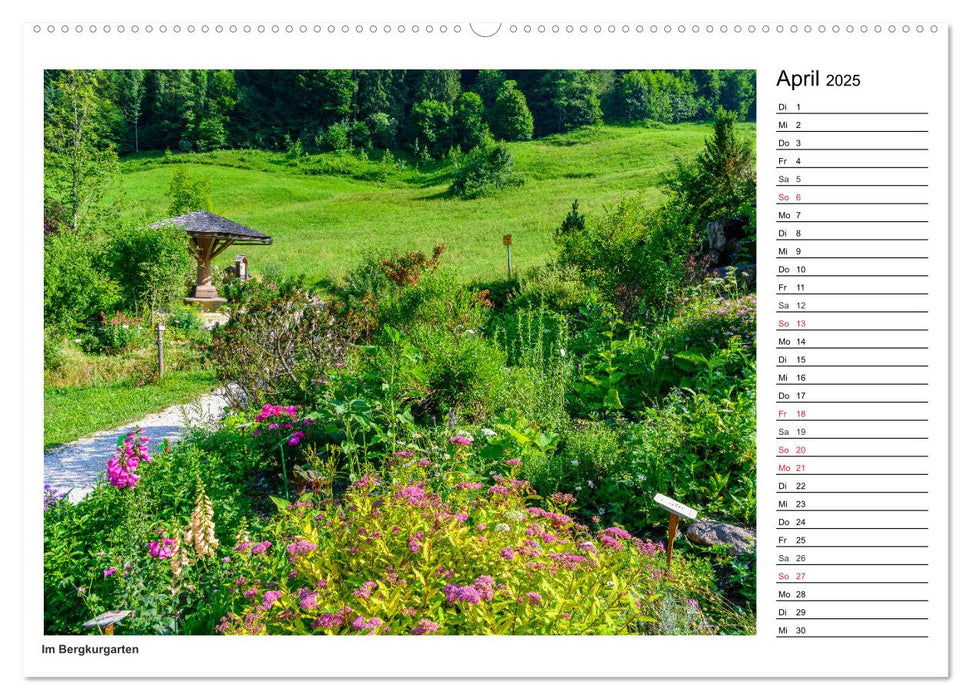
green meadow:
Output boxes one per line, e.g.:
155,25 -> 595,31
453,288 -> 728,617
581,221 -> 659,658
115,121 -> 753,284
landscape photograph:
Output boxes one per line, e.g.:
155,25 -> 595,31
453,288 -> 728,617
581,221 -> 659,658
42,68 -> 757,636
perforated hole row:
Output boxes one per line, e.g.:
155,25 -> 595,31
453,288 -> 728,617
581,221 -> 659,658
30,23 -> 939,36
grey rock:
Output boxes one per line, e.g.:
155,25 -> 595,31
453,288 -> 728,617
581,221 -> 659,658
685,519 -> 756,555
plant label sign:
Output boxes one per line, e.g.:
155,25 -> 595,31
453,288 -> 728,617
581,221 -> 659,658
502,234 -> 512,246
654,493 -> 698,521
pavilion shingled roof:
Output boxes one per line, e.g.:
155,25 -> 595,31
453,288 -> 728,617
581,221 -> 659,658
149,210 -> 272,244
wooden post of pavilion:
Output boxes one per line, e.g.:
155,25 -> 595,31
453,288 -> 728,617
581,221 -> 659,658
149,211 -> 273,309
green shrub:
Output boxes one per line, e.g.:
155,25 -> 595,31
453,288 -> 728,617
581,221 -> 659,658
104,222 -> 194,316
490,80 -> 533,141
362,325 -> 507,425
491,306 -> 573,427
524,421 -> 623,510
44,231 -> 120,334
449,141 -> 523,199
626,378 -> 757,529
89,310 -> 146,354
509,264 -> 588,314
167,167 -> 213,216
322,122 -> 350,152
554,197 -> 695,318
215,469 -> 683,635
414,328 -> 507,424
168,303 -> 203,331
211,279 -> 366,407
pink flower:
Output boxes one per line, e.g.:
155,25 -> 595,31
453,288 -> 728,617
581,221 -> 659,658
411,619 -> 439,635
286,539 -> 317,557
353,581 -> 378,599
602,526 -> 632,540
504,458 -> 522,467
408,532 -> 424,554
312,613 -> 344,629
287,431 -> 305,447
261,590 -> 283,610
525,592 -> 543,605
103,567 -> 116,578
351,616 -> 383,634
449,435 -> 473,446
106,429 -> 151,488
297,588 -> 318,611
473,575 -> 495,602
443,583 -> 483,605
598,534 -> 624,550
148,537 -> 176,559
351,474 -> 379,490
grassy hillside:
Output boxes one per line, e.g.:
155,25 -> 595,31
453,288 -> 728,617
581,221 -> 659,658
115,121 -> 754,284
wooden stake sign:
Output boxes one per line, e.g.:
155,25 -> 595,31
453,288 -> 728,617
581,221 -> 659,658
653,493 -> 698,571
502,234 -> 512,278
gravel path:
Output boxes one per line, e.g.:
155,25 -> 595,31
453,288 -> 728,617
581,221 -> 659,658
44,386 -> 233,502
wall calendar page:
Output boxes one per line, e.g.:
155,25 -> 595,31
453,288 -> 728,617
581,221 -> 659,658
15,2 -> 961,690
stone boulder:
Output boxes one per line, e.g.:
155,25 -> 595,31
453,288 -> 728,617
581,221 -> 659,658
685,519 -> 756,555
704,217 -> 755,268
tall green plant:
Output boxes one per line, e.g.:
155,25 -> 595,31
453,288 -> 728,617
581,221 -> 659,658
44,70 -> 119,236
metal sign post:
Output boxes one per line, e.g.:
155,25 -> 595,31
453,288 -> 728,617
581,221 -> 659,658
156,323 -> 166,378
653,493 -> 699,571
502,234 -> 512,278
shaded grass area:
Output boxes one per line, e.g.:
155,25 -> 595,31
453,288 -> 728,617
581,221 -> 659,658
114,122 -> 753,284
44,369 -> 219,449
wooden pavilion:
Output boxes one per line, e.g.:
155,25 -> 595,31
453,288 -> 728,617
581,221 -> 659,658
149,211 -> 272,306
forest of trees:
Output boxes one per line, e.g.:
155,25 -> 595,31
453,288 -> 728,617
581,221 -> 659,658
43,69 -> 755,158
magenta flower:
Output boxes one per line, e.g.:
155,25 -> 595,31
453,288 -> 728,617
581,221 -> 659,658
312,613 -> 344,629
598,534 -> 623,551
297,588 -> 318,611
351,474 -> 379,490
251,541 -> 272,555
602,526 -> 632,540
396,484 -> 427,505
353,581 -> 378,599
411,619 -> 439,635
500,547 -> 515,560
148,537 -> 176,559
455,481 -> 483,490
408,531 -> 425,554
525,592 -> 543,605
287,431 -> 305,447
285,539 -> 317,557
473,575 -> 495,602
103,567 -> 116,578
261,590 -> 283,609
351,616 -> 383,634
449,435 -> 473,446
106,429 -> 151,488
504,458 -> 522,467
443,583 -> 483,605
